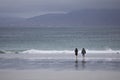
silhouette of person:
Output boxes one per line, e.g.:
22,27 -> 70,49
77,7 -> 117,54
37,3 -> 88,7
75,48 -> 78,60
81,48 -> 86,57
75,48 -> 78,56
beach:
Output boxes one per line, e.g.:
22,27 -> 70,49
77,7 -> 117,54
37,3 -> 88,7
0,70 -> 120,80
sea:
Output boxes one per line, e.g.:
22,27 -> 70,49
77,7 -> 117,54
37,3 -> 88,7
0,26 -> 120,71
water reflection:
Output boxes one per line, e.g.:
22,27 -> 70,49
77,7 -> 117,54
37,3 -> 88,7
75,60 -> 79,70
74,58 -> 86,70
81,58 -> 86,69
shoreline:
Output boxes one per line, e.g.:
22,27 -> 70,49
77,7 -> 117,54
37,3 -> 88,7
0,53 -> 120,71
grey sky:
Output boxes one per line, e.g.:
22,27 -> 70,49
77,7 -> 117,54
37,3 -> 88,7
0,0 -> 120,18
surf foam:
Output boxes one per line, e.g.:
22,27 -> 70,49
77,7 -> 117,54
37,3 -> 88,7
21,49 -> 120,54
0,49 -> 120,54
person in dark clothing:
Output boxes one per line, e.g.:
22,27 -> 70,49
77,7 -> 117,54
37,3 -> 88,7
75,48 -> 78,60
81,48 -> 86,57
75,48 -> 78,56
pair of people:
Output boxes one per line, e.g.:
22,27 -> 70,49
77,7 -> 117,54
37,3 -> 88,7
75,48 -> 86,59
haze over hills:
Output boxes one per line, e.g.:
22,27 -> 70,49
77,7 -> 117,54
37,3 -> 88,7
0,9 -> 120,27
0,16 -> 26,27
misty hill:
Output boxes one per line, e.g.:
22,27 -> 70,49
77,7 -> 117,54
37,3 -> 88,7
0,9 -> 120,27
28,9 -> 120,27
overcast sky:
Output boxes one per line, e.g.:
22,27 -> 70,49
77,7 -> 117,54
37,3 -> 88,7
0,0 -> 120,18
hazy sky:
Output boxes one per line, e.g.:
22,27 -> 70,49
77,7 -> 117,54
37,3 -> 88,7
0,0 -> 120,18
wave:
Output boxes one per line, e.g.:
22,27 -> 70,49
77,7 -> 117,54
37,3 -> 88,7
0,48 -> 120,54
21,49 -> 73,54
21,49 -> 120,54
0,50 -> 17,54
0,50 -> 5,54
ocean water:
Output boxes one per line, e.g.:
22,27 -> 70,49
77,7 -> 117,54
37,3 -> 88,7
0,26 -> 120,53
0,26 -> 120,70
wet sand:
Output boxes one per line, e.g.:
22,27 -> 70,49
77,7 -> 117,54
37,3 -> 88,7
0,70 -> 120,80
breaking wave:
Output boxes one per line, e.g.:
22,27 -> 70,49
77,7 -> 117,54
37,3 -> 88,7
0,48 -> 120,54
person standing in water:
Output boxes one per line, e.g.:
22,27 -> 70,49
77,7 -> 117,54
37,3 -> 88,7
74,48 -> 78,60
81,48 -> 86,58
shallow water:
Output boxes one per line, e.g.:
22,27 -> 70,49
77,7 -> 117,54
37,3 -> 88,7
0,53 -> 120,71
0,58 -> 120,71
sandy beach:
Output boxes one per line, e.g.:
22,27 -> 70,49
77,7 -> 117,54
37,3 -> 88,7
0,70 -> 120,80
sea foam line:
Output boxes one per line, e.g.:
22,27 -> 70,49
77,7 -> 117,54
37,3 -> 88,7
21,49 -> 73,54
21,49 -> 120,54
0,49 -> 120,54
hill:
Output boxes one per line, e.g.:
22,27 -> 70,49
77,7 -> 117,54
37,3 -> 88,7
27,9 -> 120,27
0,9 -> 120,27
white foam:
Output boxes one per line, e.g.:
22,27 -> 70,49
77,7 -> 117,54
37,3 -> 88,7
88,49 -> 120,54
20,49 -> 120,54
21,49 -> 73,54
1,48 -> 120,54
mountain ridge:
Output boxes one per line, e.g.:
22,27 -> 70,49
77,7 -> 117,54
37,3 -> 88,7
0,9 -> 120,27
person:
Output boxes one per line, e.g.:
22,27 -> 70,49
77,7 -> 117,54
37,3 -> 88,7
81,48 -> 86,57
74,48 -> 78,60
